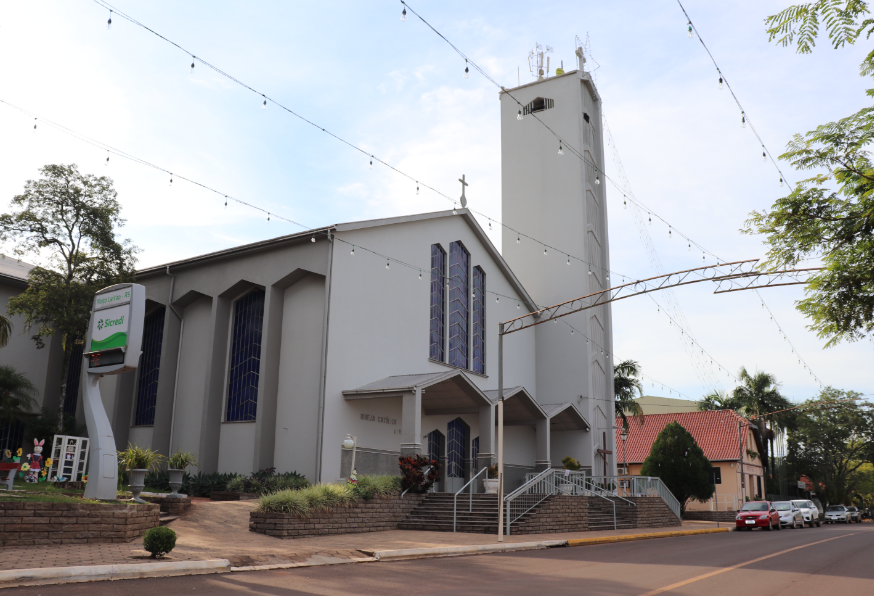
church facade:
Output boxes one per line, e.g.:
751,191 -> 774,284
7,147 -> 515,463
94,65 -> 615,490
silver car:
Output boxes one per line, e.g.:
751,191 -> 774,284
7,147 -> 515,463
847,506 -> 862,523
825,504 -> 850,524
773,501 -> 805,529
791,499 -> 822,527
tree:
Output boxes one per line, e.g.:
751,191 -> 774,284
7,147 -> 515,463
0,315 -> 10,347
0,365 -> 38,450
742,2 -> 874,347
614,359 -> 644,431
640,421 -> 714,515
0,164 -> 138,418
787,387 -> 874,504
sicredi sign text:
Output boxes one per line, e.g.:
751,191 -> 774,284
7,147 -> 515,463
89,305 -> 129,352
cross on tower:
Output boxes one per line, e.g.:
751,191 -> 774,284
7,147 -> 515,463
596,431 -> 613,476
458,174 -> 468,208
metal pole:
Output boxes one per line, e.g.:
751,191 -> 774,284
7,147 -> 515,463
715,488 -> 720,529
497,322 -> 504,542
738,421 -> 745,502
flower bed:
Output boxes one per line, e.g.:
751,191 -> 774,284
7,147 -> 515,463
0,501 -> 160,546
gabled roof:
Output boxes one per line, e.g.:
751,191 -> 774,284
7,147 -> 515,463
484,387 -> 547,424
0,256 -> 35,287
615,410 -> 759,464
543,402 -> 590,431
342,370 -> 494,415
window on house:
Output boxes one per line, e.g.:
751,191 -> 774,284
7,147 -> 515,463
429,244 -> 446,361
226,289 -> 265,422
472,266 -> 486,374
448,241 -> 470,369
134,307 -> 166,426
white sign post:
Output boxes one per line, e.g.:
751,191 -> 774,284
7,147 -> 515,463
82,283 -> 146,500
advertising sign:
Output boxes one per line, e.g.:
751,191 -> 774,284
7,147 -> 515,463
84,283 -> 146,375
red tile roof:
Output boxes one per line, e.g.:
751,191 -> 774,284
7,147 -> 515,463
616,410 -> 753,464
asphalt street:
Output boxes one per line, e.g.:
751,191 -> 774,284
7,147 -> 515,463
14,525 -> 874,595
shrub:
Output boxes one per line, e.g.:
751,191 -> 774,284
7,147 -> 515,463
258,482 -> 357,516
118,444 -> 164,472
224,469 -> 309,495
260,488 -> 310,517
353,475 -> 402,500
167,450 -> 198,470
143,526 -> 177,558
561,457 -> 581,471
398,455 -> 440,493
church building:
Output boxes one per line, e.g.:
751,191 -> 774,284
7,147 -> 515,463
92,58 -> 616,491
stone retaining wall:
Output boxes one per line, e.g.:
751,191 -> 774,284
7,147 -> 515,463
683,510 -> 737,523
0,501 -> 160,546
211,491 -> 259,501
513,496 -> 681,535
141,496 -> 193,516
250,494 -> 426,539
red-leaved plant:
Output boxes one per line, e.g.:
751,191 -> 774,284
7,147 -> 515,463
398,455 -> 440,493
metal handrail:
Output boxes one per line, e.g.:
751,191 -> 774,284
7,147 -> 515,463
582,478 -> 618,530
504,468 -> 557,535
452,466 -> 489,532
582,476 -> 637,508
504,467 -> 553,501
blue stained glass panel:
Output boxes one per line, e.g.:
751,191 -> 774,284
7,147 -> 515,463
472,266 -> 486,374
63,342 -> 84,416
427,430 -> 444,464
447,418 -> 468,478
226,289 -> 265,422
448,242 -> 469,369
134,307 -> 166,426
471,436 -> 479,473
429,244 -> 446,361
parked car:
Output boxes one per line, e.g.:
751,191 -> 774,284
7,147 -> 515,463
846,506 -> 862,523
735,501 -> 781,531
773,501 -> 805,529
824,505 -> 850,524
791,500 -> 822,527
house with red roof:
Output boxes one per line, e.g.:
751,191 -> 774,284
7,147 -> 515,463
615,409 -> 765,513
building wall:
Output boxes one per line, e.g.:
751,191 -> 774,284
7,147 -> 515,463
322,216 -> 539,482
499,70 -> 612,475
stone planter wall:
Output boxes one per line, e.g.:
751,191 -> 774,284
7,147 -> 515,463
250,494 -> 426,539
683,510 -> 738,523
211,491 -> 259,501
141,496 -> 193,516
627,497 -> 683,528
0,501 -> 160,546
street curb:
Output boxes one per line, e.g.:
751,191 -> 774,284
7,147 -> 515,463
231,557 -> 375,572
0,559 -> 231,589
363,540 -> 567,561
566,527 -> 728,547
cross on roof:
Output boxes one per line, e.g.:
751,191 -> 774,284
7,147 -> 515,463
596,431 -> 613,476
458,174 -> 468,208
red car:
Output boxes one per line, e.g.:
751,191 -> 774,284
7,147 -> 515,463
735,501 -> 782,531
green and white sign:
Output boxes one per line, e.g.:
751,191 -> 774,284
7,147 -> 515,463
89,304 -> 130,352
93,288 -> 132,311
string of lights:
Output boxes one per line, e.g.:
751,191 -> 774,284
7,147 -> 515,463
676,0 -> 791,188
88,0 -> 623,283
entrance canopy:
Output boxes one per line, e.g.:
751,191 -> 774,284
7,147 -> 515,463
342,370 -> 494,414
484,387 -> 547,426
543,402 -> 590,431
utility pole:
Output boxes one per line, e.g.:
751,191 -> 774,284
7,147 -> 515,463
738,420 -> 745,501
497,322 -> 504,542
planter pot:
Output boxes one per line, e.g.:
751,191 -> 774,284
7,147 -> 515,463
558,482 -> 575,496
129,469 -> 148,503
483,479 -> 499,494
167,469 -> 185,498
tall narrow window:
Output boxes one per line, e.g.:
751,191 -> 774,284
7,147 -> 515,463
448,241 -> 469,369
471,436 -> 480,473
472,266 -> 486,374
429,244 -> 446,361
226,289 -> 265,422
134,307 -> 166,426
63,341 -> 84,416
447,418 -> 468,479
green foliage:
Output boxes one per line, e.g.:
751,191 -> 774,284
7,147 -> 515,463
167,450 -> 198,470
787,387 -> 874,504
352,475 -> 402,500
0,366 -> 38,449
614,359 -> 644,431
258,482 -> 362,516
142,526 -> 177,558
22,407 -> 84,447
640,421 -> 714,514
561,456 -> 581,471
223,468 -> 310,495
183,471 -> 237,498
398,455 -> 440,493
486,464 -> 498,479
0,314 -> 11,347
117,444 -> 164,472
749,4 -> 874,346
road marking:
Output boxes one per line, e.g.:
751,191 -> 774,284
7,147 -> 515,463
639,533 -> 858,596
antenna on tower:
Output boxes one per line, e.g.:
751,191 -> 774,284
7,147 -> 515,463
527,43 -> 553,80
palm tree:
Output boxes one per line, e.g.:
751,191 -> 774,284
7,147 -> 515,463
731,367 -> 794,475
0,365 -> 38,450
698,390 -> 730,411
0,315 -> 11,348
614,359 -> 645,431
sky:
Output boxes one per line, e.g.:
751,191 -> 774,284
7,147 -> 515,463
0,0 -> 871,405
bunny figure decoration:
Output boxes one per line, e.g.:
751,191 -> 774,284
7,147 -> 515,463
26,439 -> 45,483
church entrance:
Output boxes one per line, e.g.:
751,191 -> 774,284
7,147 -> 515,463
445,417 -> 469,493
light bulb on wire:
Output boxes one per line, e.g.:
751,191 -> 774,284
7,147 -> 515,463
267,213 -> 270,223
648,213 -> 652,225
762,149 -> 767,162
780,177 -> 784,187
464,59 -> 469,79
517,110 -> 523,121
224,196 -> 228,209
687,22 -> 693,38
190,57 -> 195,75
401,6 -> 406,21
386,261 -> 390,270
107,10 -> 112,29
741,113 -> 746,128
105,151 -> 110,166
543,247 -> 547,256
369,158 -> 373,169
311,235 -> 316,243
516,235 -> 520,243
595,173 -> 600,185
416,184 -> 419,195
169,174 -> 173,187
668,226 -> 672,238
566,255 -> 570,265
558,142 -> 563,155
623,199 -> 627,209
351,246 -> 355,256
718,76 -> 723,90
33,118 -> 37,132
262,96 -> 267,109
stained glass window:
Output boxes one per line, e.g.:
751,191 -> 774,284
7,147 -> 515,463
472,266 -> 486,374
226,289 -> 265,422
447,418 -> 468,479
427,430 -> 444,464
471,436 -> 480,473
448,242 -> 469,369
429,244 -> 446,361
63,341 -> 84,416
134,307 -> 166,426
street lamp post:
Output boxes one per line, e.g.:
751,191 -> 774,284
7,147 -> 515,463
343,434 -> 357,480
620,428 -> 628,496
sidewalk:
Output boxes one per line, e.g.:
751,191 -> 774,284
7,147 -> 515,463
0,499 -> 721,571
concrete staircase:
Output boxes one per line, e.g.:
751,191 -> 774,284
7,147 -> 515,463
397,493 -> 544,533
585,498 -> 638,531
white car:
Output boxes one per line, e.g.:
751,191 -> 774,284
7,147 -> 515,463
773,501 -> 805,528
791,499 -> 822,527
825,505 -> 850,524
